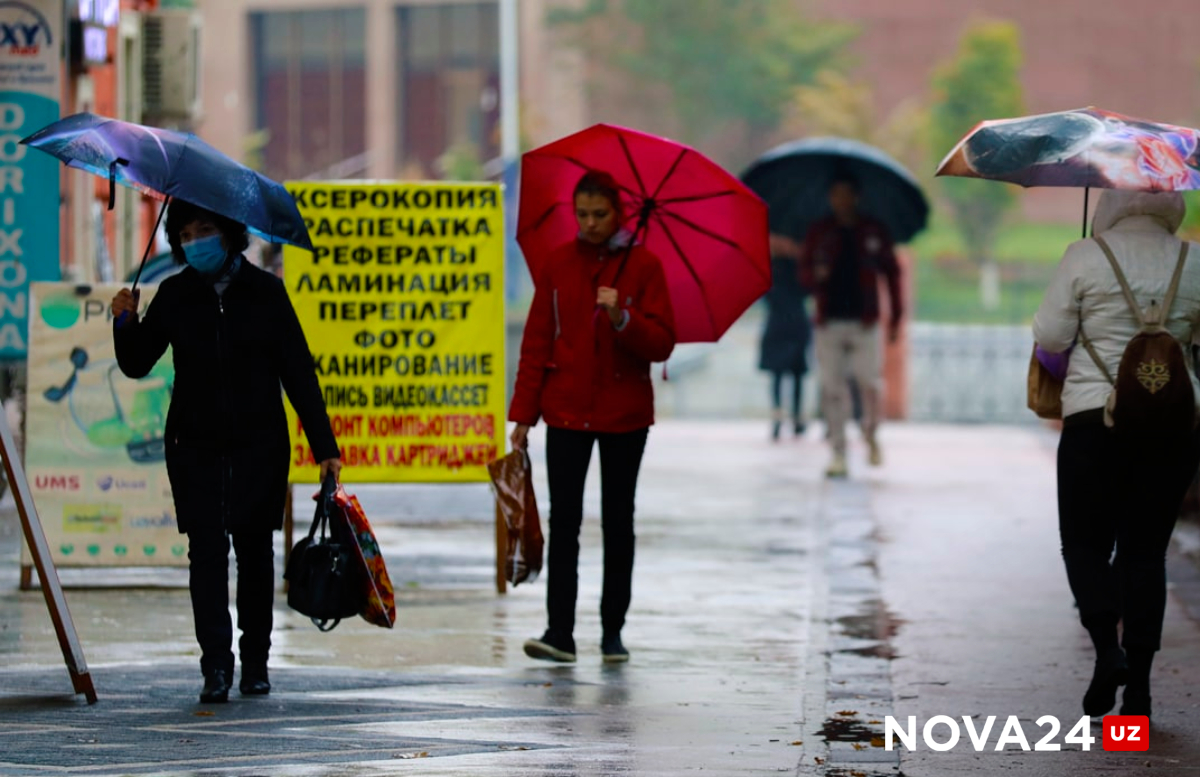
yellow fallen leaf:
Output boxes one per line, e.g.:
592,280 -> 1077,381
871,736 -> 886,748
852,771 -> 868,777
837,710 -> 858,716
193,711 -> 215,717
852,743 -> 867,750
790,740 -> 803,746
868,720 -> 882,724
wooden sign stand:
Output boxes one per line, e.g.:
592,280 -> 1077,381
494,499 -> 507,594
0,408 -> 97,703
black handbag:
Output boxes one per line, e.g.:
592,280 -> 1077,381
284,474 -> 365,631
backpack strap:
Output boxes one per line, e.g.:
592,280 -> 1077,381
1160,240 -> 1190,324
1094,235 -> 1146,327
1079,326 -> 1115,386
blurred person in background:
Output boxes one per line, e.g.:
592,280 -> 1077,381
760,234 -> 812,440
800,173 -> 902,478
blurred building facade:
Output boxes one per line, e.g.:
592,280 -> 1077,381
196,0 -> 585,183
195,0 -> 1200,212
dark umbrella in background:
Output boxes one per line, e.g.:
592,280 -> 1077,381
936,106 -> 1200,236
740,136 -> 930,244
21,112 -> 313,295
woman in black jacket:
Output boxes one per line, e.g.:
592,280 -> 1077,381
111,200 -> 341,703
759,237 -> 812,440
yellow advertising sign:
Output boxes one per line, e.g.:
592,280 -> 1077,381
283,182 -> 507,483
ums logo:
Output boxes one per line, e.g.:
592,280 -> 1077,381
0,2 -> 53,56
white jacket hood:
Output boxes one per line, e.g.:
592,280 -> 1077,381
1035,187 -> 1200,419
1092,189 -> 1185,235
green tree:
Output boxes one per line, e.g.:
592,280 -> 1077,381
1182,191 -> 1200,240
550,0 -> 855,162
789,69 -> 929,183
929,21 -> 1025,309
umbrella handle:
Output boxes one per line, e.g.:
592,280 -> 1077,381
611,199 -> 655,288
117,196 -> 170,328
1081,186 -> 1090,239
107,158 -> 129,211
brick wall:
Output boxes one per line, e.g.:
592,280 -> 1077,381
813,0 -> 1200,222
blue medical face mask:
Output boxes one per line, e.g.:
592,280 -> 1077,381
182,234 -> 228,274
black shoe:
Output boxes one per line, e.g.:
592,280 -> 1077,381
200,670 -> 230,704
793,421 -> 807,437
523,630 -> 576,663
1083,647 -> 1128,716
240,666 -> 271,695
601,633 -> 630,663
1120,688 -> 1152,718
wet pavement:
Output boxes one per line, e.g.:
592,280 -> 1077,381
2,421 -> 1200,776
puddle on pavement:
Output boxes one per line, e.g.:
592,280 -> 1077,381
834,599 -> 903,642
839,642 -> 897,660
817,715 -> 882,743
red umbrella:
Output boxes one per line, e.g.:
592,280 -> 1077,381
517,124 -> 770,343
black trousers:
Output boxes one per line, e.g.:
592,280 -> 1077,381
545,425 -> 650,639
1058,421 -> 1200,651
186,523 -> 275,676
770,371 -> 804,419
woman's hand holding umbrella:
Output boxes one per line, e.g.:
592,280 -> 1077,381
597,286 -> 623,326
110,288 -> 140,327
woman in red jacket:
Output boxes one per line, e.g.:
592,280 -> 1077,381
510,171 -> 676,664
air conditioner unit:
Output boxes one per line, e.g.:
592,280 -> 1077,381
141,10 -> 202,122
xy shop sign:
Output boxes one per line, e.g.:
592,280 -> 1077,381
0,0 -> 60,359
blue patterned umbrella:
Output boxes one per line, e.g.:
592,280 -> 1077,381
21,112 -> 312,287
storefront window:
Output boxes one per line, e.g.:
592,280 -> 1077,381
250,8 -> 368,182
397,3 -> 500,179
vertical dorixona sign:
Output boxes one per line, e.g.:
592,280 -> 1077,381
0,0 -> 61,357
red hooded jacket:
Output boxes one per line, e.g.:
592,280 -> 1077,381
509,237 -> 676,433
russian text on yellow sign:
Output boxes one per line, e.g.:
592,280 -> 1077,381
283,182 -> 507,484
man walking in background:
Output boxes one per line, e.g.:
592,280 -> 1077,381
800,173 -> 902,478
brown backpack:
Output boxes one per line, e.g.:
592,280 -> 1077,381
1082,236 -> 1195,435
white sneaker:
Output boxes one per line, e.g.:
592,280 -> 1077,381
826,454 -> 848,479
868,439 -> 883,467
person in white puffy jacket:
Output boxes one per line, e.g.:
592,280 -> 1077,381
1033,189 -> 1200,720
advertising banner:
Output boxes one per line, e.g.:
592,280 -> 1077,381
0,0 -> 61,357
23,283 -> 183,567
283,182 -> 506,483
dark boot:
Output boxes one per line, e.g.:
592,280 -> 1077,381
601,632 -> 629,663
523,629 -> 576,663
1121,648 -> 1154,717
239,664 -> 271,695
200,670 -> 230,704
1083,646 -> 1128,716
